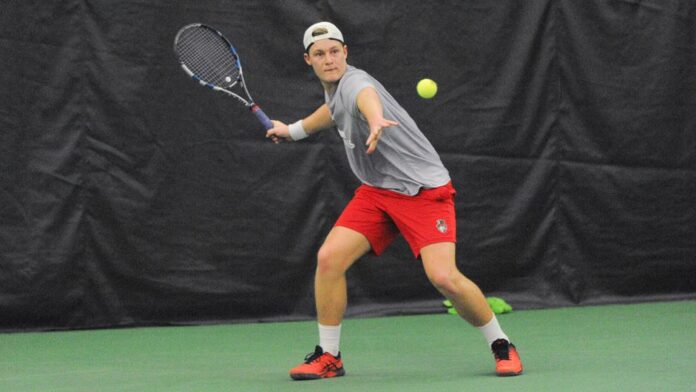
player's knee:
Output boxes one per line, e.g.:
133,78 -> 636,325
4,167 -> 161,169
316,245 -> 347,277
427,270 -> 456,295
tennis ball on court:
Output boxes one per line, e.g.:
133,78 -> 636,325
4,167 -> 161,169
442,299 -> 459,315
417,78 -> 437,99
487,297 -> 513,314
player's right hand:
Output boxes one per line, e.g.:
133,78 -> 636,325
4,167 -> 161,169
266,120 -> 292,143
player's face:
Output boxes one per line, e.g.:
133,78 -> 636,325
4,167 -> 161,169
304,39 -> 348,84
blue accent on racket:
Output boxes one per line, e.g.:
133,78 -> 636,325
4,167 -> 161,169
174,23 -> 273,130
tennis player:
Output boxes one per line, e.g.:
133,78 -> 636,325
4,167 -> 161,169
266,21 -> 523,380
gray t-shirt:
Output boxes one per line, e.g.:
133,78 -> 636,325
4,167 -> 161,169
325,65 -> 450,196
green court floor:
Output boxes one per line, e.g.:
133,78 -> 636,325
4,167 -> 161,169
2,300 -> 695,391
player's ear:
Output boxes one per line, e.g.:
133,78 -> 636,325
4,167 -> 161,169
304,52 -> 311,65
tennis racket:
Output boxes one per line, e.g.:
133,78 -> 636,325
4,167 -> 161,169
173,23 -> 273,130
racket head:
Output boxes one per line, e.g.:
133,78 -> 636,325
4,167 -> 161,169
174,24 -> 242,90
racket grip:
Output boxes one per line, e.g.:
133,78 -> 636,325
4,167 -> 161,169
250,104 -> 274,130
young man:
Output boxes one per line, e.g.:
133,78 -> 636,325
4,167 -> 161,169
266,21 -> 523,380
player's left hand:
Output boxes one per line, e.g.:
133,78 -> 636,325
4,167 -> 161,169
365,119 -> 398,154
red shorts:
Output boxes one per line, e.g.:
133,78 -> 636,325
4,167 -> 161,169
334,182 -> 457,258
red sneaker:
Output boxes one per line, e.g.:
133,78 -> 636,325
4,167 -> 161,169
290,345 -> 346,380
491,339 -> 523,376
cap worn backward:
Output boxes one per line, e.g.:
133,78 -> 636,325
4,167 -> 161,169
303,21 -> 344,50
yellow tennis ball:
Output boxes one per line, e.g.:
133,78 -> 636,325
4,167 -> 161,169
417,78 -> 437,99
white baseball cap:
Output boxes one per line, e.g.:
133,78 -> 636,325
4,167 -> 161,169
303,21 -> 344,51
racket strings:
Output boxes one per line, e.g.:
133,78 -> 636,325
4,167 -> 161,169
175,27 -> 240,87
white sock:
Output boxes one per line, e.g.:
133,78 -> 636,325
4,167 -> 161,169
318,323 -> 341,356
477,315 -> 509,347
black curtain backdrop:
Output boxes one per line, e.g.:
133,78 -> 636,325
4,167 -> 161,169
1,0 -> 695,331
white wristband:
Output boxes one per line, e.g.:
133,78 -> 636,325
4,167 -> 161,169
288,120 -> 308,141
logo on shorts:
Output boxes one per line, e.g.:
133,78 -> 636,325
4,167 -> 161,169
436,219 -> 448,233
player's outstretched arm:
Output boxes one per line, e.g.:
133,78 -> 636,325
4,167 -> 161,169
266,104 -> 334,143
356,87 -> 398,154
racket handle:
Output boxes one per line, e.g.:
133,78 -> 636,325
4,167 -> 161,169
250,104 -> 274,130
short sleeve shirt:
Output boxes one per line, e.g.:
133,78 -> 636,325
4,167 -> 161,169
325,65 -> 450,196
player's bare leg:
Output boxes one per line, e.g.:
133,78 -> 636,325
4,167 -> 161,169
420,242 -> 523,376
315,226 -> 371,325
290,226 -> 371,380
420,242 -> 492,326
